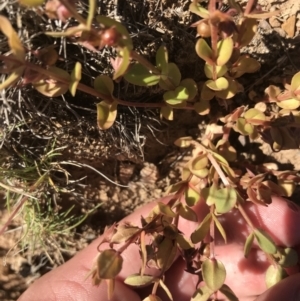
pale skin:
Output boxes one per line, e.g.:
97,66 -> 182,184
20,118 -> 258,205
18,196 -> 300,301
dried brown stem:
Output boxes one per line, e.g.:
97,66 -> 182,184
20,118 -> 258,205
244,0 -> 257,15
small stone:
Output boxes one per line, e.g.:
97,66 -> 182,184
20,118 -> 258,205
281,15 -> 296,38
269,16 -> 280,28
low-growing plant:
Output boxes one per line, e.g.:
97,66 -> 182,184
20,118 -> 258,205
1,0 -> 300,300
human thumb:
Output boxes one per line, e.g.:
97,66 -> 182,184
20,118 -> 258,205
255,274 -> 300,301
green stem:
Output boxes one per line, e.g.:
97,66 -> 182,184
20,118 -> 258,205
209,205 -> 215,258
152,281 -> 160,295
208,0 -> 218,80
0,55 -> 195,110
237,203 -> 255,230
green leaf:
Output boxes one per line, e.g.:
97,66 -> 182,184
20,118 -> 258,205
219,284 -> 239,301
166,180 -> 187,194
180,78 -> 198,101
234,118 -> 254,135
189,154 -> 209,178
206,77 -> 229,91
291,71 -> 300,92
254,229 -> 277,254
244,108 -> 266,124
217,37 -> 233,66
113,47 -> 130,80
202,258 -> 226,291
124,63 -> 160,86
156,45 -> 168,74
194,98 -> 211,115
124,274 -> 156,287
230,56 -> 261,78
97,249 -> 123,279
19,0 -> 44,6
244,232 -> 254,258
195,39 -> 213,65
33,66 -> 70,97
110,225 -> 140,244
200,84 -> 215,101
215,78 -> 238,99
191,285 -> 213,301
277,248 -> 298,267
212,213 -> 227,243
0,66 -> 24,91
191,213 -> 211,244
178,204 -> 198,222
163,86 -> 189,106
176,234 -> 194,249
160,106 -> 173,120
97,100 -> 117,130
277,98 -> 300,110
156,238 -> 177,271
185,185 -> 201,206
237,18 -> 258,48
153,202 -> 176,218
215,187 -> 237,214
174,136 -> 193,148
265,265 -> 287,288
159,63 -> 181,90
204,64 -> 228,79
69,62 -> 82,96
94,75 -> 114,96
0,16 -> 25,61
189,2 -> 209,19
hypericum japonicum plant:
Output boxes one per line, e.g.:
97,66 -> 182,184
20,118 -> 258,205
87,137 -> 300,300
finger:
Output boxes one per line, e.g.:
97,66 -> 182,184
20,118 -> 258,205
164,242 -> 300,301
254,273 -> 300,301
216,196 -> 300,246
162,244 -> 269,301
18,270 -> 141,301
17,197 -> 206,301
17,201 -> 159,301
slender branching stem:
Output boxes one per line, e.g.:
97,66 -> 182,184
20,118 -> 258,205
152,280 -> 160,295
0,55 -> 196,110
207,152 -> 229,186
236,203 -> 255,230
209,205 -> 215,259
